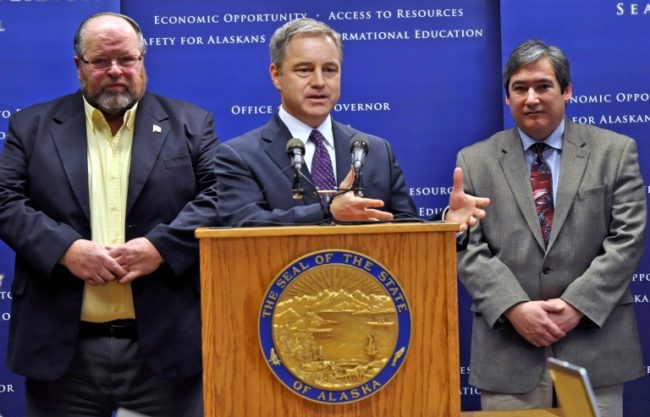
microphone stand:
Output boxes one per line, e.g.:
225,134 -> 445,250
286,138 -> 306,200
352,168 -> 364,197
291,170 -> 304,200
315,189 -> 338,224
349,136 -> 368,198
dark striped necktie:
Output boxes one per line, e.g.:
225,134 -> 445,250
309,129 -> 336,191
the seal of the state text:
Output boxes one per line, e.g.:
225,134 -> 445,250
259,249 -> 411,404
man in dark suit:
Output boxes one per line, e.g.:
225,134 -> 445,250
0,12 -> 217,417
216,18 -> 488,228
457,40 -> 646,417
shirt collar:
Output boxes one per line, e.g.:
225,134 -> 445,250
278,106 -> 334,147
83,96 -> 138,134
518,119 -> 565,152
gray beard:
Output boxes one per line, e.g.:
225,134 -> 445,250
89,91 -> 138,116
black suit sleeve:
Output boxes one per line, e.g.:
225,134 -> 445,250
144,111 -> 220,277
215,141 -> 326,227
0,109 -> 83,276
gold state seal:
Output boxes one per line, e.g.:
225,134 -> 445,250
258,250 -> 411,404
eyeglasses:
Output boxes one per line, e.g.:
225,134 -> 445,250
80,55 -> 142,71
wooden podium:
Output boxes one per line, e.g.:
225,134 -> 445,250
196,222 -> 460,417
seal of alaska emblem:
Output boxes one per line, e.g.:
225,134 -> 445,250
258,249 -> 411,404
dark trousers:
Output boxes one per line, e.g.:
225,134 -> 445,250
25,327 -> 203,417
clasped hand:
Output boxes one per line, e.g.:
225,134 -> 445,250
505,299 -> 584,348
59,237 -> 163,285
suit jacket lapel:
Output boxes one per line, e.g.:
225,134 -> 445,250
51,92 -> 90,222
332,120 -> 352,186
262,115 -> 320,205
548,121 -> 588,249
498,128 -> 547,250
127,92 -> 169,214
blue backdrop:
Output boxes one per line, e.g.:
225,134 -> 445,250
0,1 -> 648,416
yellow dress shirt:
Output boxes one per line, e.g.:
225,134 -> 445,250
80,98 -> 138,322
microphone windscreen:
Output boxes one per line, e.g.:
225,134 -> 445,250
349,133 -> 369,153
286,138 -> 305,154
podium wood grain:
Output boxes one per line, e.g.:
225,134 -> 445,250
461,410 -> 563,417
197,223 -> 460,417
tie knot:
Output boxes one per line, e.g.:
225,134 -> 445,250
309,129 -> 325,145
530,142 -> 547,157
530,142 -> 546,155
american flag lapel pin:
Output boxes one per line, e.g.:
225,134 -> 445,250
153,124 -> 162,133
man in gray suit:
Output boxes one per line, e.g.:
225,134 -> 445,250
457,40 -> 646,417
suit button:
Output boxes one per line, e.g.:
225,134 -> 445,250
542,267 -> 551,274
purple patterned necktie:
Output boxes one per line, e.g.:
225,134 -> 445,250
309,129 -> 336,190
530,143 -> 554,246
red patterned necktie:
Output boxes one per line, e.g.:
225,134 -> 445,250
530,143 -> 554,246
309,130 -> 336,191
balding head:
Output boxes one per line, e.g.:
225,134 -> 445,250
73,12 -> 146,58
74,12 -> 147,124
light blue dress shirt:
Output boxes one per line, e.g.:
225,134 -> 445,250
518,119 -> 565,203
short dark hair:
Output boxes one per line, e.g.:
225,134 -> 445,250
503,40 -> 571,96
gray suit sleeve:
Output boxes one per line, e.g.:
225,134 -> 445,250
456,149 -> 530,327
560,138 -> 646,326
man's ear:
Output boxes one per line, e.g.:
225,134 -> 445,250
270,63 -> 282,91
563,83 -> 573,103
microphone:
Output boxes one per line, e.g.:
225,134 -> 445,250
349,134 -> 369,197
350,134 -> 369,172
286,138 -> 305,200
286,138 -> 305,172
